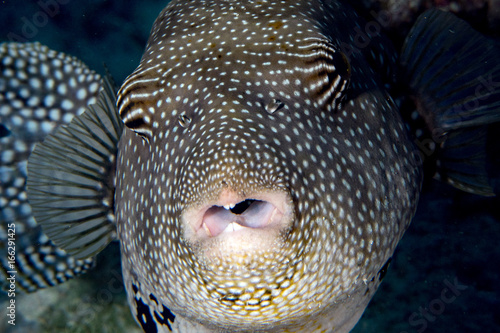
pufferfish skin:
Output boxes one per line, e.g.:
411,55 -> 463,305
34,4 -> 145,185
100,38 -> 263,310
17,0 -> 500,332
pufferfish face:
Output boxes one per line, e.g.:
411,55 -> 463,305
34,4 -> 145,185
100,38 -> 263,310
113,0 -> 420,331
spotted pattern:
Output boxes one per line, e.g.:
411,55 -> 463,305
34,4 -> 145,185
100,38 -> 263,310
114,0 -> 422,332
0,42 -> 100,292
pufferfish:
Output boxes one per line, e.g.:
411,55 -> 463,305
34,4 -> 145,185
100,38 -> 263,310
1,0 -> 499,332
0,42 -> 99,292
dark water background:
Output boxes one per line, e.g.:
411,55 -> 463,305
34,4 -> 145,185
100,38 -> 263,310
1,0 -> 499,332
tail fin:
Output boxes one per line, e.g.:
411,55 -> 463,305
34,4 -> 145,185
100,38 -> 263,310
401,9 -> 500,196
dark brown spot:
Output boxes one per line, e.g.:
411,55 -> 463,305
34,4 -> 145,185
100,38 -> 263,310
268,21 -> 283,30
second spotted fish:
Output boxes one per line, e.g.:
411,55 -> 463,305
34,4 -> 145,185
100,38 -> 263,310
6,0 -> 498,332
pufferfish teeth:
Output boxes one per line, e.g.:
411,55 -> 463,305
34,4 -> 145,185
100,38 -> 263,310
202,221 -> 214,237
224,222 -> 244,234
223,203 -> 235,210
202,221 -> 246,237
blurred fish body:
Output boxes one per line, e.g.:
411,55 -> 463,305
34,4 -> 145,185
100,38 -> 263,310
2,0 -> 498,332
0,43 -> 100,292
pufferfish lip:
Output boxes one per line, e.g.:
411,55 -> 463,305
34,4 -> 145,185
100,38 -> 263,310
201,199 -> 284,237
182,189 -> 294,246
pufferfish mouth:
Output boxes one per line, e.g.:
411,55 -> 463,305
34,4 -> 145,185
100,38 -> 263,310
201,199 -> 283,236
182,189 -> 293,248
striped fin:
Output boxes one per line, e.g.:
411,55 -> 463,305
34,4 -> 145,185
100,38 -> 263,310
27,77 -> 123,260
1,162 -> 94,292
401,9 -> 500,130
433,127 -> 492,196
401,9 -> 500,196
